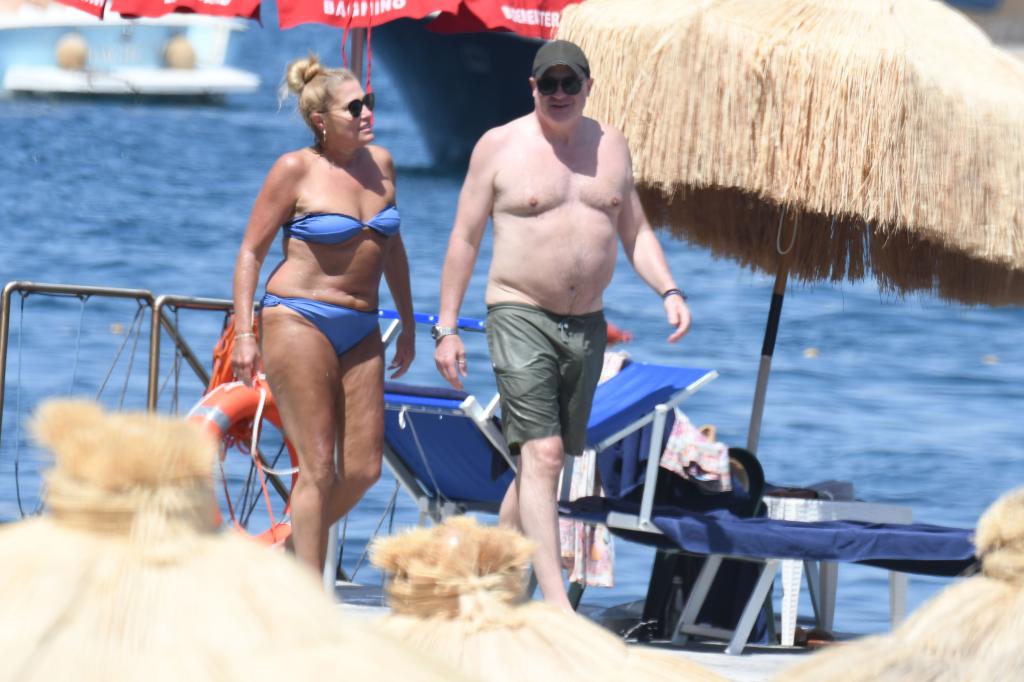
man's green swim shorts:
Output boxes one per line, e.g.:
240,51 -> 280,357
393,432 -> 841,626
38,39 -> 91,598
486,302 -> 607,455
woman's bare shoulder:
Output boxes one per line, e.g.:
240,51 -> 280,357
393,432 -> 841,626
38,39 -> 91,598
260,149 -> 314,194
366,144 -> 395,169
365,146 -> 397,194
271,148 -> 315,176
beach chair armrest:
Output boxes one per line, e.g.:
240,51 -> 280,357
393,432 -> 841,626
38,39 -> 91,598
637,403 -> 671,530
380,319 -> 402,348
460,395 -> 517,472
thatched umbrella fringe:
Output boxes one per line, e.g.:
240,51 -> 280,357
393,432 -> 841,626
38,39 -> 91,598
563,0 -> 1024,272
637,184 -> 1024,305
0,400 -> 470,682
372,517 -> 727,681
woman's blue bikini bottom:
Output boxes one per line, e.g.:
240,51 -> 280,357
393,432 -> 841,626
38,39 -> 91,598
261,293 -> 378,356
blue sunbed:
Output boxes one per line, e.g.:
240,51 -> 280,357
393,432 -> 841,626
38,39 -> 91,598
380,347 -> 719,523
565,497 -> 973,574
383,381 -> 515,521
378,314 -> 975,654
560,386 -> 976,655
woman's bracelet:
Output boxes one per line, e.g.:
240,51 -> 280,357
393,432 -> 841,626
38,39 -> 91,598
234,332 -> 256,340
661,287 -> 688,301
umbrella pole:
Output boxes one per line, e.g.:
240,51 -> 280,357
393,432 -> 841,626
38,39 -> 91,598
746,264 -> 788,455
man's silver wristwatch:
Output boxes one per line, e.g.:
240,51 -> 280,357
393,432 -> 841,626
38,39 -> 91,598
430,325 -> 458,341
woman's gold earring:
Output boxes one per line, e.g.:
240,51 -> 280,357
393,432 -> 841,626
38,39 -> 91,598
321,128 -> 327,143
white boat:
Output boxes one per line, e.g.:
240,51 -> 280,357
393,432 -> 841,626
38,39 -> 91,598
0,0 -> 259,98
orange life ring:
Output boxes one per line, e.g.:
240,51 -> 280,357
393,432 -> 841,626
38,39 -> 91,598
187,377 -> 298,545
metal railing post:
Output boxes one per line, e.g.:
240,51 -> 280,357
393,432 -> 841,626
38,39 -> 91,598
0,281 -> 17,439
1,281 -> 154,435
150,294 -> 239,411
148,296 -> 163,412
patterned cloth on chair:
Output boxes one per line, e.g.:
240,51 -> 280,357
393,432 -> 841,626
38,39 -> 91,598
659,409 -> 731,494
558,351 -> 629,587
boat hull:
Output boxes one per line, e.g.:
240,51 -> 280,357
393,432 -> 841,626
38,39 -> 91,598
371,19 -> 542,168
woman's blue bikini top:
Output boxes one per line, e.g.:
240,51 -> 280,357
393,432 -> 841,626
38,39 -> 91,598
284,205 -> 401,245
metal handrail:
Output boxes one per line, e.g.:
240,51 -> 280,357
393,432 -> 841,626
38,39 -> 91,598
1,278 -> 488,443
1,281 -> 155,438
2,280 -> 492,541
0,281 -> 237,439
149,294 -> 235,410
0,282 -> 311,516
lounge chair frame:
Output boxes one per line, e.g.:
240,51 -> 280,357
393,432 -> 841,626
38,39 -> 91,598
378,310 -> 517,524
568,396 -> 966,655
382,390 -> 516,523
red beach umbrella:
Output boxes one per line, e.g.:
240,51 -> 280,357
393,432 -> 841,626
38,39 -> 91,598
52,0 -> 107,18
429,0 -> 585,39
50,0 -> 583,49
107,0 -> 260,19
53,0 -> 459,26
277,0 -> 461,31
50,0 -> 463,89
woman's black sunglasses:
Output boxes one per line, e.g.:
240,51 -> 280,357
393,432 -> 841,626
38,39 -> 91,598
343,92 -> 375,118
536,75 -> 583,96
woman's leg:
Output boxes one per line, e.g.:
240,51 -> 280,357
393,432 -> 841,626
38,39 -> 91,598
260,306 -> 341,572
325,329 -> 384,525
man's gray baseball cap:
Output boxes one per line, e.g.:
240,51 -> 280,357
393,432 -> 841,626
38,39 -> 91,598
532,40 -> 590,79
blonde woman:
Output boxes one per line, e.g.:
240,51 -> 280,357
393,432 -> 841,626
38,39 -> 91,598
231,56 -> 414,573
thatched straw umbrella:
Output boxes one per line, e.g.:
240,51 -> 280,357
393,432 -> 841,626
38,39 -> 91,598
371,516 -> 725,682
0,400 -> 468,682
558,0 -> 1024,452
775,487 -> 1024,681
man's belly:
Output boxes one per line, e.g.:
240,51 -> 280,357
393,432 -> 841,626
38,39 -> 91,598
486,219 -> 618,315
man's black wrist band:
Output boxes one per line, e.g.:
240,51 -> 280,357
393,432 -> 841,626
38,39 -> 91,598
662,287 -> 687,301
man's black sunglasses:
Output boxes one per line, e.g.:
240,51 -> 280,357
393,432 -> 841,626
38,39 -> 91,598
536,75 -> 583,96
342,92 -> 375,118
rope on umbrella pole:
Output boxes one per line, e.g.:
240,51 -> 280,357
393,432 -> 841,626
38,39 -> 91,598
776,204 -> 796,255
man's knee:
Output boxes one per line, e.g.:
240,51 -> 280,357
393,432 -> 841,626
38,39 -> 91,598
520,437 -> 565,478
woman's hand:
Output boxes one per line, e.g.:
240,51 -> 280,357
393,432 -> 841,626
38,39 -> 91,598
232,335 -> 261,387
389,326 -> 416,379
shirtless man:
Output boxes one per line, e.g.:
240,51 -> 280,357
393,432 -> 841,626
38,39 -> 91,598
433,40 -> 690,609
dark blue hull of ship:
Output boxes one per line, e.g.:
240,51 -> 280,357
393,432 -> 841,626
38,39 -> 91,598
371,19 -> 543,168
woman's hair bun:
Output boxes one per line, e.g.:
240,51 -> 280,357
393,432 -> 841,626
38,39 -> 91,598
285,56 -> 325,95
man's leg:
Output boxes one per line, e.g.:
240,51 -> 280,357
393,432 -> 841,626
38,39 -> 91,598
518,434 -> 572,610
499,478 -> 522,531
485,305 -> 566,604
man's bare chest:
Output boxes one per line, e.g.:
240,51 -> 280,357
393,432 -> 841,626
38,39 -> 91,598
493,147 -> 625,218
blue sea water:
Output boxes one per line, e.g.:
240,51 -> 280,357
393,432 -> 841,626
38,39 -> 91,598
2,16 -> 1023,638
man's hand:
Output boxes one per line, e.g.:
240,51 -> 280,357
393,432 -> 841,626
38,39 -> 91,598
434,334 -> 468,390
665,295 -> 691,343
389,327 -> 416,379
